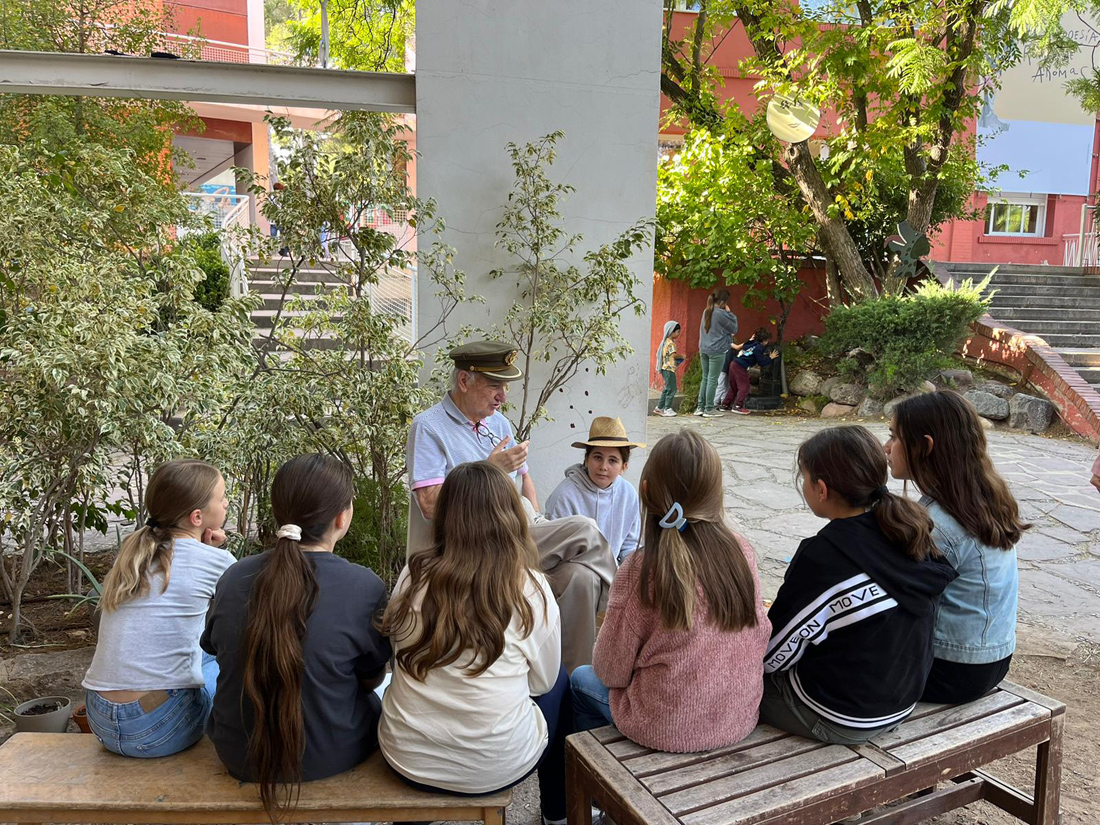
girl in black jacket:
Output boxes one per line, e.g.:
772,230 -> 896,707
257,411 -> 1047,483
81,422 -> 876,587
761,426 -> 956,744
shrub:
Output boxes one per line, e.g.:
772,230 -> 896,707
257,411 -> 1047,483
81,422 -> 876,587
677,355 -> 702,414
337,477 -> 408,585
187,232 -> 230,312
820,277 -> 988,399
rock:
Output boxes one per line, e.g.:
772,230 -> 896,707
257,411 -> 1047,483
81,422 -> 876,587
937,368 -> 974,389
883,393 -> 916,418
0,647 -> 95,700
790,370 -> 823,397
979,416 -> 994,431
858,397 -> 885,418
748,366 -> 761,386
974,381 -> 1015,399
846,347 -> 876,368
798,397 -> 820,414
821,402 -> 857,419
830,383 -> 864,406
963,390 -> 1010,420
921,380 -> 937,394
1009,393 -> 1055,433
820,376 -> 843,398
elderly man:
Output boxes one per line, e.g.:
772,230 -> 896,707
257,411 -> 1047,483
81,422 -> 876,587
406,340 -> 617,671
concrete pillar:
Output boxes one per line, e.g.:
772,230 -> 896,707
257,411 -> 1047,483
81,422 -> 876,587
415,0 -> 663,498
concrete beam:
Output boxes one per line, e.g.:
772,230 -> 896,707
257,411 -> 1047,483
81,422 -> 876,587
0,50 -> 416,113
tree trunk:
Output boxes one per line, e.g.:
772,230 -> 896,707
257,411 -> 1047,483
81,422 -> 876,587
783,143 -> 878,299
7,582 -> 23,644
825,258 -> 842,306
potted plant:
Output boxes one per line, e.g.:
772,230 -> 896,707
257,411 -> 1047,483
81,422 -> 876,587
12,695 -> 73,733
72,703 -> 92,734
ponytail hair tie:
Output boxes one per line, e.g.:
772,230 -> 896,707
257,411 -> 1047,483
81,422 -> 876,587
276,524 -> 302,541
658,502 -> 689,533
145,517 -> 160,529
874,485 -> 890,501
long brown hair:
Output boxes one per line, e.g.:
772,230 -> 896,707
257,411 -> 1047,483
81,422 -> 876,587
799,426 -> 938,561
638,429 -> 758,632
894,391 -> 1028,549
382,461 -> 545,681
702,288 -> 731,333
241,454 -> 355,820
100,459 -> 221,613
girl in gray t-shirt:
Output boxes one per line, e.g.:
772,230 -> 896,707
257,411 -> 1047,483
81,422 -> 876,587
82,459 -> 234,758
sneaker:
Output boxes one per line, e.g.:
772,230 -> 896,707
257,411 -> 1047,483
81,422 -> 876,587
702,410 -> 724,418
693,409 -> 704,416
716,405 -> 731,412
651,407 -> 666,416
661,408 -> 677,417
729,407 -> 750,415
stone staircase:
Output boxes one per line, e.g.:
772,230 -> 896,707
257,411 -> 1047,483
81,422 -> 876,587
938,262 -> 1100,389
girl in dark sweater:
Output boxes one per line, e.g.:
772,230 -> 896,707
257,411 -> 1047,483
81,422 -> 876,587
762,426 -> 956,744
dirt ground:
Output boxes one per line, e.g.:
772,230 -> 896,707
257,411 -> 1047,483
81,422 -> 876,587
1,556 -> 1098,822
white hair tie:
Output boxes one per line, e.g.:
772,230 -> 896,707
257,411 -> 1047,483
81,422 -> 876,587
276,524 -> 302,541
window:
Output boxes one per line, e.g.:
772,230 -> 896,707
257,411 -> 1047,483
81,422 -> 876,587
984,195 -> 1047,236
672,1 -> 702,10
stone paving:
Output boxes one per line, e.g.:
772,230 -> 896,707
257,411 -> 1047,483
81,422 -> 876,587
645,413 -> 1100,645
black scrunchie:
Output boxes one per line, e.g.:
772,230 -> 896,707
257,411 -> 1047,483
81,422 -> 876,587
145,517 -> 161,529
872,485 -> 890,502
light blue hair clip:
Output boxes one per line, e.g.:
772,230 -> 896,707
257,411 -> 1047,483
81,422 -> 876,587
658,502 -> 689,533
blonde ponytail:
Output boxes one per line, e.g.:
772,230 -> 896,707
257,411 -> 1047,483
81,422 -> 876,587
100,526 -> 175,612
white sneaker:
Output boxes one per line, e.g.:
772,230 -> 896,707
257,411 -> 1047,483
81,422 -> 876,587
702,410 -> 724,418
651,407 -> 665,416
693,409 -> 704,416
661,408 -> 677,417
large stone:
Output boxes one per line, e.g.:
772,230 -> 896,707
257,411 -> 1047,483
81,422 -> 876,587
883,393 -> 916,418
921,380 -> 937,394
979,416 -> 994,431
790,370 -> 824,397
975,381 -> 1016,399
748,365 -> 761,386
858,397 -> 885,418
798,397 -> 821,414
963,390 -> 1010,420
1009,393 -> 1055,433
821,402 -> 857,419
820,376 -> 843,398
829,383 -> 864,406
937,368 -> 974,389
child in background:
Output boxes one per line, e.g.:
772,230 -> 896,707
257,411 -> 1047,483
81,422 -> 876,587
718,327 -> 779,414
380,462 -> 569,825
653,321 -> 683,417
545,417 -> 644,564
762,426 -> 956,744
570,429 -> 771,753
886,391 -> 1027,704
203,454 -> 390,821
82,459 -> 234,758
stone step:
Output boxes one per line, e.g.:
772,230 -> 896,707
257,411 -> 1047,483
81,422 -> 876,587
1071,366 -> 1100,384
988,297 -> 1100,312
990,319 -> 1100,335
1023,332 -> 1100,347
251,309 -> 345,329
253,331 -> 344,350
987,273 -> 1100,287
247,279 -> 347,294
989,307 -> 1100,320
988,285 -> 1100,298
940,262 -> 1090,277
247,265 -> 347,284
1056,348 -> 1100,367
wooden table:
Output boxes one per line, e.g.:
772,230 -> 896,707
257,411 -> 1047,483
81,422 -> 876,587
566,681 -> 1064,825
0,734 -> 512,825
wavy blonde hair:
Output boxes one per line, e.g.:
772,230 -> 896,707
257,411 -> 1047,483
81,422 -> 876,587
382,461 -> 545,681
639,429 -> 758,632
99,459 -> 222,613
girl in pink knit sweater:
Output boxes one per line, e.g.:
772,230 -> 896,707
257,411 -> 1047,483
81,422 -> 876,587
570,429 -> 772,752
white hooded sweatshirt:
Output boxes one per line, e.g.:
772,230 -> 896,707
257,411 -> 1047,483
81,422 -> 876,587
545,463 -> 641,564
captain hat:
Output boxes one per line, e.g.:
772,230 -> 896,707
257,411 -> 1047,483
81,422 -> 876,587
449,340 -> 523,381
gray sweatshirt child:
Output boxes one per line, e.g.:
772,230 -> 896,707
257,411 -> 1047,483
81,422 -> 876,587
545,464 -> 641,564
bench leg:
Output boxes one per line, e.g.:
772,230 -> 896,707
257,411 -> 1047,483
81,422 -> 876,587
1034,713 -> 1065,825
566,745 -> 593,825
483,804 -> 506,825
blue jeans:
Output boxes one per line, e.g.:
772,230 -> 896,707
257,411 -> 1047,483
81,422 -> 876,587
85,653 -> 218,758
570,665 -> 614,732
658,369 -> 677,409
695,353 -> 725,412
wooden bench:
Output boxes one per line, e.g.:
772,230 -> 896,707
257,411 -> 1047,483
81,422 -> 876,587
0,733 -> 511,825
565,680 -> 1064,825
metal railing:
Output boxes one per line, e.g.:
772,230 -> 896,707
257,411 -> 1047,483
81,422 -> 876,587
1063,233 -> 1100,268
220,198 -> 252,299
153,31 -> 302,66
182,192 -> 250,230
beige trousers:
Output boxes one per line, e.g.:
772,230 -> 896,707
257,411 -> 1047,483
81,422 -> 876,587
407,498 -> 617,672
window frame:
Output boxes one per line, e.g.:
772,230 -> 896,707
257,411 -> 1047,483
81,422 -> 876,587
984,193 -> 1047,237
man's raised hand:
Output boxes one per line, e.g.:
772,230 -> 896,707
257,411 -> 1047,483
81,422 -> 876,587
488,435 -> 530,473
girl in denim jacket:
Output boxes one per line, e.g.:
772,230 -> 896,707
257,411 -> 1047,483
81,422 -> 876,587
885,391 -> 1029,704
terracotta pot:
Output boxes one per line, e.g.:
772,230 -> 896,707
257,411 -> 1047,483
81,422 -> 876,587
72,703 -> 92,734
13,696 -> 72,734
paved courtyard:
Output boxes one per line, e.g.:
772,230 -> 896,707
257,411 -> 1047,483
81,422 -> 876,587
645,413 -> 1100,645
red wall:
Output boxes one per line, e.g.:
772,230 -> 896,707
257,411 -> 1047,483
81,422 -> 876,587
649,268 -> 830,388
167,0 -> 248,43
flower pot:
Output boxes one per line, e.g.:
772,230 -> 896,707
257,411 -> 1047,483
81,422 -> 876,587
13,696 -> 72,734
72,703 -> 92,734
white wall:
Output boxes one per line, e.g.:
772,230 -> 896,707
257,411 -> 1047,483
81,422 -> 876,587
415,0 -> 662,499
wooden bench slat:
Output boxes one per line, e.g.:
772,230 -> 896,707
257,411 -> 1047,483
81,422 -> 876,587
592,726 -> 625,745
0,734 -> 511,815
659,745 -> 863,815
606,739 -> 655,760
870,690 -> 1026,749
566,733 -> 682,825
623,727 -> 792,778
997,680 -> 1068,716
679,760 -> 884,825
889,703 -> 1051,769
642,737 -> 826,796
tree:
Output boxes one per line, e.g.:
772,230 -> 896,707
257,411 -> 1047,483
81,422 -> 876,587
0,0 -> 199,180
483,132 -> 653,442
274,0 -> 414,71
659,0 -> 1053,300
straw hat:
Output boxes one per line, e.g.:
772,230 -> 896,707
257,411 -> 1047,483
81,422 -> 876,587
571,416 -> 646,449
